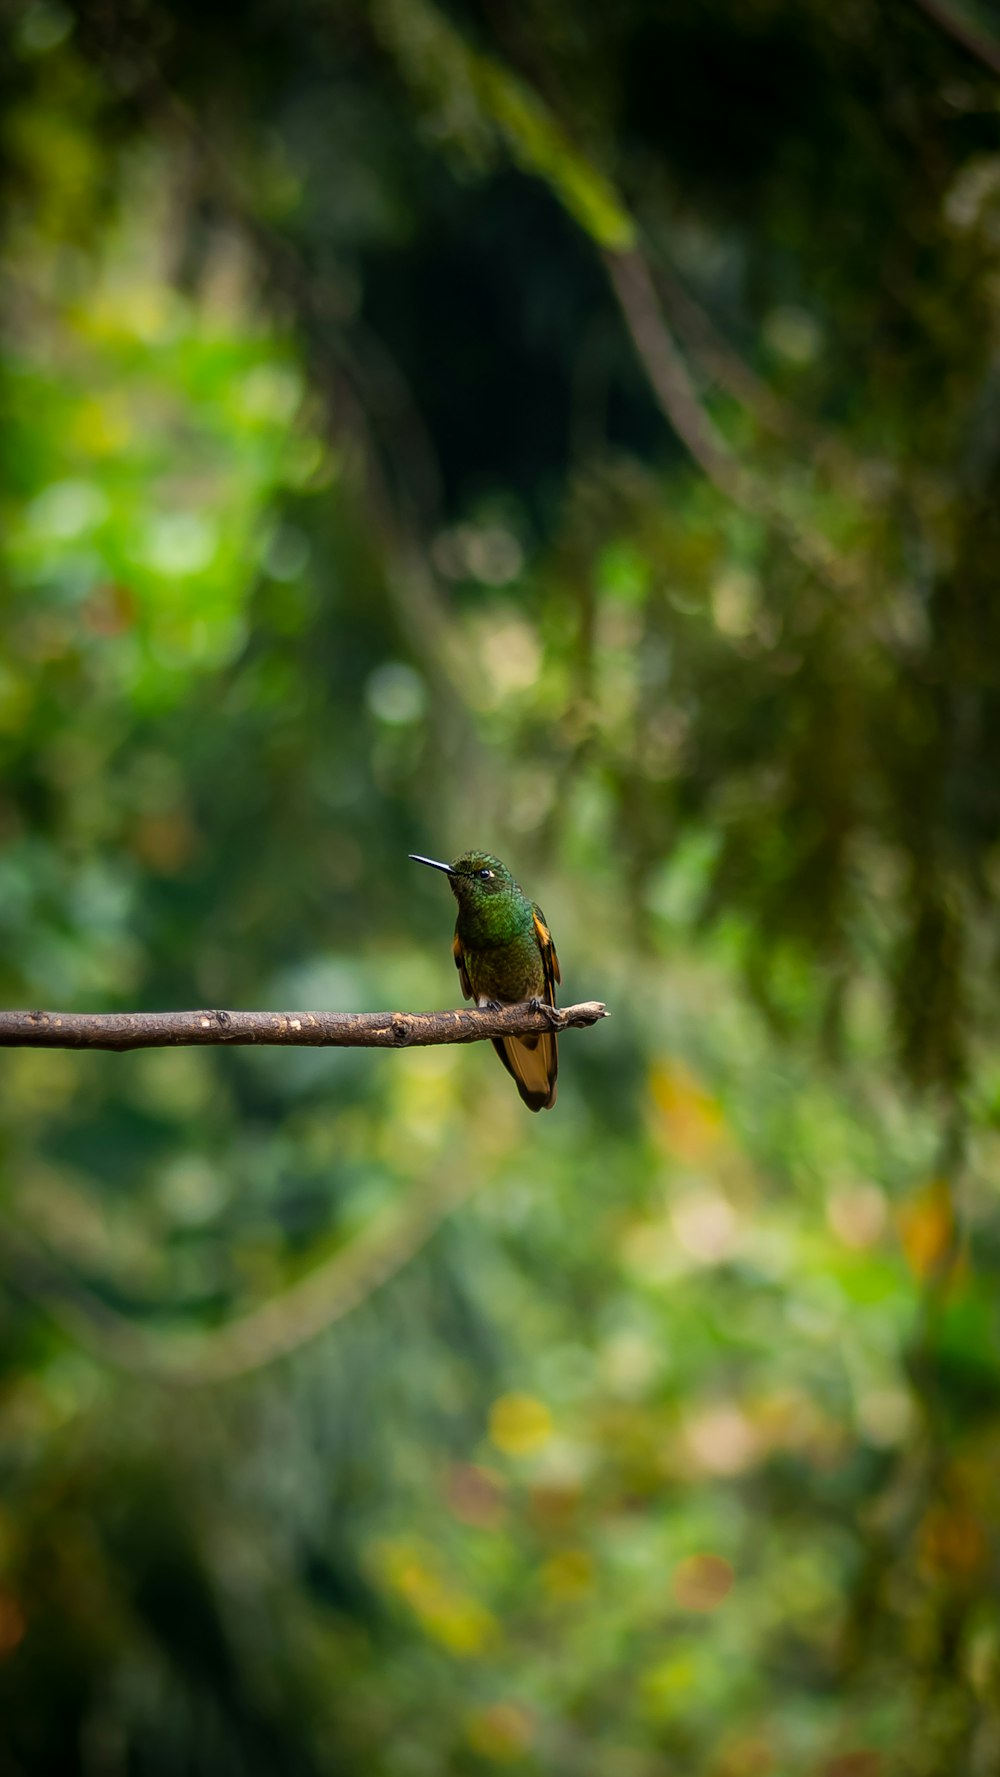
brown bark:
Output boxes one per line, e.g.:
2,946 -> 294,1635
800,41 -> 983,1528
0,1002 -> 607,1052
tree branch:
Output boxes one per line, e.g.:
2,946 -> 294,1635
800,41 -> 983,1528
604,246 -> 860,593
0,1168 -> 475,1385
0,1001 -> 607,1052
910,0 -> 1000,81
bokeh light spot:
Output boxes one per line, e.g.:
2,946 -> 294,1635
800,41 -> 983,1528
446,1464 -> 506,1529
465,1702 -> 534,1762
671,1188 -> 740,1264
650,1060 -> 725,1160
826,1181 -> 887,1249
683,1403 -> 759,1476
141,512 -> 218,577
489,1393 -> 553,1457
672,1553 -> 734,1612
365,661 -> 426,724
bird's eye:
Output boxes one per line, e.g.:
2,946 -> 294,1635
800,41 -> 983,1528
478,868 -> 493,880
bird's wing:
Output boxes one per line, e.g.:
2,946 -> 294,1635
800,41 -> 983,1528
453,928 -> 472,1000
456,906 -> 560,1112
532,904 -> 561,1006
489,902 -> 560,1110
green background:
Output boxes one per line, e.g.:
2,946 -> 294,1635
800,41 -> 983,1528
3,1 -> 1000,1772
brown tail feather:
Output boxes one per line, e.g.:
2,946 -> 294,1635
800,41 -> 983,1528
491,1033 -> 558,1112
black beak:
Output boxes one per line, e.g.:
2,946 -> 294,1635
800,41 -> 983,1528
409,853 -> 454,875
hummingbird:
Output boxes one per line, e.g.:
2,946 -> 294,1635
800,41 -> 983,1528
409,849 -> 561,1111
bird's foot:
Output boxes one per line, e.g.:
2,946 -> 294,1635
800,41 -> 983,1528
529,997 -> 562,1028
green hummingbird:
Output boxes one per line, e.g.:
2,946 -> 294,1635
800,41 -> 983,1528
409,849 -> 561,1111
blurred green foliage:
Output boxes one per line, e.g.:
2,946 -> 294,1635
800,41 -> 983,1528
4,1 -> 1000,1773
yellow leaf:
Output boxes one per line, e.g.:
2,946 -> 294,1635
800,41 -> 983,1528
369,1539 -> 497,1655
899,1179 -> 956,1279
649,1060 -> 725,1160
489,1393 -> 552,1456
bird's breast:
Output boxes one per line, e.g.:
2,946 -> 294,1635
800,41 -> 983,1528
465,937 -> 544,1004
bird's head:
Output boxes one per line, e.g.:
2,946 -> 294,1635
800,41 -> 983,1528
409,849 -> 516,907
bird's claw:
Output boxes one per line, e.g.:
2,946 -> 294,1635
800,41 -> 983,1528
529,997 -> 562,1028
